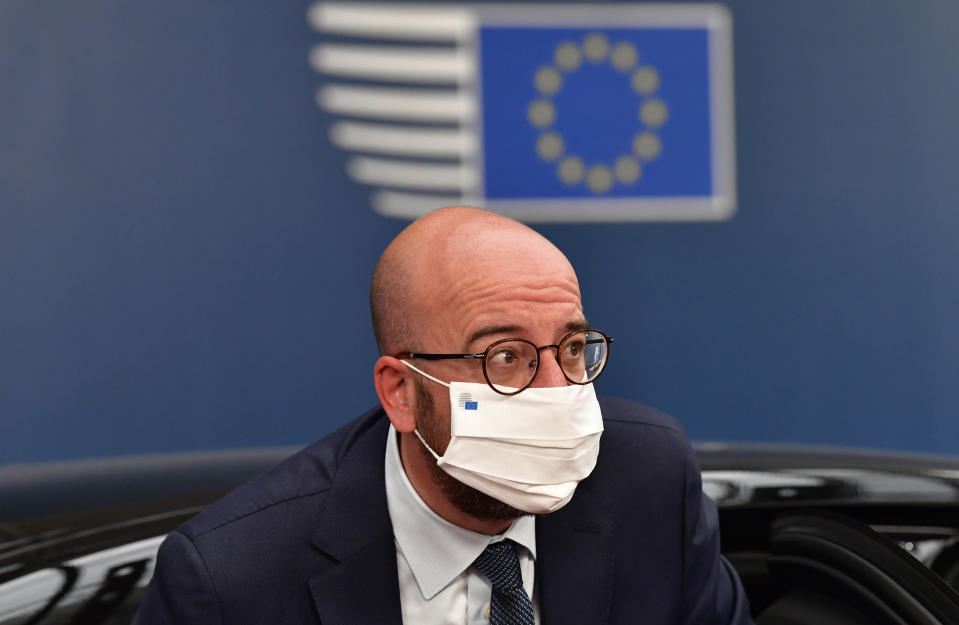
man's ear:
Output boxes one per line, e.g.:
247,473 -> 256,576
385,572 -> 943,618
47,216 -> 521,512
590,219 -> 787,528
374,356 -> 418,433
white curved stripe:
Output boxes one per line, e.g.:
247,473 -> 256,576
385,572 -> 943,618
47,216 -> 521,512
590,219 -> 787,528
330,122 -> 475,157
310,44 -> 473,84
347,157 -> 476,191
308,2 -> 474,42
372,190 -> 481,218
0,534 -> 165,621
317,85 -> 473,122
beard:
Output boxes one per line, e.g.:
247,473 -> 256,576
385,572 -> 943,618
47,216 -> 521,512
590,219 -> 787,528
412,376 -> 528,522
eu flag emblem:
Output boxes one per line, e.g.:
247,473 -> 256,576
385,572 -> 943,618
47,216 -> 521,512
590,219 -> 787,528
464,401 -> 478,411
481,26 -> 719,215
309,3 -> 735,221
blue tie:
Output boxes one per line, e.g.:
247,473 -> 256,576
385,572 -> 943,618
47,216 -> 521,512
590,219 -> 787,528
472,540 -> 535,625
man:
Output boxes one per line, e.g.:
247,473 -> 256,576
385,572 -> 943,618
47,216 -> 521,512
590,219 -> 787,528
135,206 -> 753,624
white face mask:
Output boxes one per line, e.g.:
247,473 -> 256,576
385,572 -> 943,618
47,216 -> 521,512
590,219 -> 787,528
401,360 -> 604,514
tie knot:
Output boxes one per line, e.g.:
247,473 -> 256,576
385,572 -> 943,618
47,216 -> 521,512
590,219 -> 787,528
473,540 -> 524,591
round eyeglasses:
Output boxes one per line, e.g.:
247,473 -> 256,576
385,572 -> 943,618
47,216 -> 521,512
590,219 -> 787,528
393,329 -> 613,395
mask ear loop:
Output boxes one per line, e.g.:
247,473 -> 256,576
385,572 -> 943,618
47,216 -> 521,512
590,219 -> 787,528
412,429 -> 442,461
399,359 -> 448,461
399,359 -> 451,388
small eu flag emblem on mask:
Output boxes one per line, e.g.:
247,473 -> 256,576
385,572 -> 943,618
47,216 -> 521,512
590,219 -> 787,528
464,401 -> 479,410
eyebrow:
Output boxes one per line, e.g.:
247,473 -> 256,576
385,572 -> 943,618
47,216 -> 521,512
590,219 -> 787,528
464,325 -> 523,350
464,319 -> 592,350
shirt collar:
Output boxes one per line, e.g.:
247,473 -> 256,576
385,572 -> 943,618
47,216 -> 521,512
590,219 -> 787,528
384,424 -> 536,599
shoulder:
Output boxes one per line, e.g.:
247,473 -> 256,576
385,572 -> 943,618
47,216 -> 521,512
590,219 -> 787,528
598,395 -> 684,432
598,395 -> 691,454
139,407 -> 392,620
139,409 -> 392,621
592,395 -> 698,489
179,405 -> 389,541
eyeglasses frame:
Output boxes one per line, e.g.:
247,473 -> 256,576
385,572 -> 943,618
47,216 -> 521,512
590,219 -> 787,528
392,329 -> 613,395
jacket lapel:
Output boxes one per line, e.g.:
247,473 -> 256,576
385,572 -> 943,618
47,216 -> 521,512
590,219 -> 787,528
536,486 -> 616,625
308,417 -> 403,625
309,532 -> 403,625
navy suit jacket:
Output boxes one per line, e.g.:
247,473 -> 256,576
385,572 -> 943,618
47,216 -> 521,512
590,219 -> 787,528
135,397 -> 753,624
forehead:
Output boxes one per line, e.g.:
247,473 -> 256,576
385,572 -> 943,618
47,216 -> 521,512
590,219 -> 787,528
422,227 -> 585,347
437,223 -> 574,277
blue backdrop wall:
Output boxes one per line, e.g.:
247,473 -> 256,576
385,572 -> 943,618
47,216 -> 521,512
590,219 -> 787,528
2,0 -> 957,464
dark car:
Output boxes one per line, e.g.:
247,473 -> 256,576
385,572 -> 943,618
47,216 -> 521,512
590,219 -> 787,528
3,443 -> 959,624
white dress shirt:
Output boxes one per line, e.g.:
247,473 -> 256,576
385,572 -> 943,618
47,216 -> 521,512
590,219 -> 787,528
385,425 -> 539,625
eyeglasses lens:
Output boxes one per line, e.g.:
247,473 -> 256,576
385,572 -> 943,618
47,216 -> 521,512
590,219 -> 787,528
483,330 -> 609,393
485,340 -> 539,392
561,330 -> 608,383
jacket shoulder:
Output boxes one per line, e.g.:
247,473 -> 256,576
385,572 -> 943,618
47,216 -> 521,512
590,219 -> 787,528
598,395 -> 685,433
179,406 -> 389,539
593,395 -> 697,484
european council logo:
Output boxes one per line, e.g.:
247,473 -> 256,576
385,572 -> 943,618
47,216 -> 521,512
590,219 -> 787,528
308,3 -> 736,222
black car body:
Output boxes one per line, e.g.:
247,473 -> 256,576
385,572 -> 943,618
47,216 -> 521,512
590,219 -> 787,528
3,443 -> 959,624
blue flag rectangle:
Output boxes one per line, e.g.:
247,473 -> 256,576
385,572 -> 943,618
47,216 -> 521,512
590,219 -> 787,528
480,26 -> 712,201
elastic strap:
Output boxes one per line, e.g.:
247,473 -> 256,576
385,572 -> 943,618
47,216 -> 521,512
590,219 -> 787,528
399,359 -> 451,388
412,428 -> 442,461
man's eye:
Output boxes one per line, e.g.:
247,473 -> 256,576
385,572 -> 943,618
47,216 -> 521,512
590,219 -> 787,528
488,349 -> 518,366
564,340 -> 584,357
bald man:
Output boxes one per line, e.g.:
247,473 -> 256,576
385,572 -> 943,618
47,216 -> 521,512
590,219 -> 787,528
136,207 -> 753,625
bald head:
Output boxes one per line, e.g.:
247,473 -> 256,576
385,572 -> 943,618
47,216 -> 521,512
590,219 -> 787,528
370,206 -> 580,355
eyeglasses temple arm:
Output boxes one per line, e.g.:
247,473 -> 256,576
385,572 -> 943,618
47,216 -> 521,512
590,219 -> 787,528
394,353 -> 485,360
